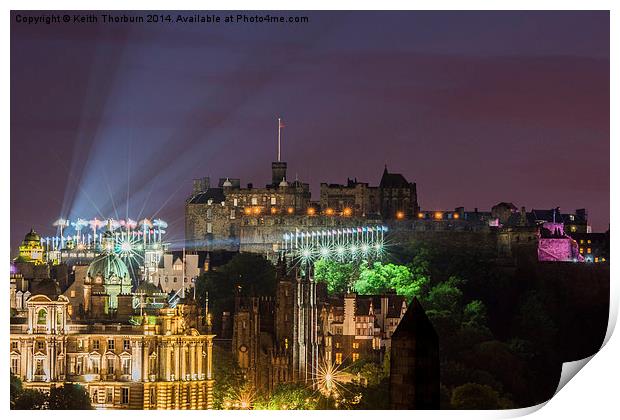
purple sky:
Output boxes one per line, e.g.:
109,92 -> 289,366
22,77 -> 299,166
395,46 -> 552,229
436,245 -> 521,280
11,11 -> 609,252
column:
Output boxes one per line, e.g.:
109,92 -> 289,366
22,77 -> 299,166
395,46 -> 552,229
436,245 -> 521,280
207,340 -> 213,380
196,343 -> 203,379
180,344 -> 186,380
173,342 -> 180,381
142,339 -> 149,381
189,343 -> 196,379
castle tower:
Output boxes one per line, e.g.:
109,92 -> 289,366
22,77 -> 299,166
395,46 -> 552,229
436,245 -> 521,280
292,262 -> 318,384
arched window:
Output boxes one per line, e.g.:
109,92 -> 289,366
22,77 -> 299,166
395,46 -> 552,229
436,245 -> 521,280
37,308 -> 47,325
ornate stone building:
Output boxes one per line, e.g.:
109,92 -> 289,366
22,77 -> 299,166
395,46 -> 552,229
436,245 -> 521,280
231,257 -> 318,393
10,294 -> 215,409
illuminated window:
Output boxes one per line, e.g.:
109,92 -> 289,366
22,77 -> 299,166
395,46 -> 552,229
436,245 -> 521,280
251,197 -> 258,205
122,359 -> 131,375
233,198 -> 238,207
271,197 -> 277,205
352,353 -> 360,362
580,240 -> 584,244
207,223 -> 212,234
570,226 -> 577,232
92,358 -> 100,374
335,342 -> 341,349
335,353 -> 342,364
352,342 -> 359,349
580,248 -> 584,254
602,258 -> 606,262
587,248 -> 591,254
434,212 -> 443,220
587,240 -> 592,244
70,290 -> 76,298
595,257 -> 599,263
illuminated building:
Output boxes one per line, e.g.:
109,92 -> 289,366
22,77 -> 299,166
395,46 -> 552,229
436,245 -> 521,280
40,217 -> 169,280
15,228 -> 45,265
10,295 -> 214,409
320,293 -> 407,366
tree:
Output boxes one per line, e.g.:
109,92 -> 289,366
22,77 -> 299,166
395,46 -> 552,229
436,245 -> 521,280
354,262 -> 428,302
450,383 -> 500,409
211,344 -> 247,409
47,383 -> 92,409
195,253 -> 276,333
314,259 -> 356,294
254,383 -> 320,410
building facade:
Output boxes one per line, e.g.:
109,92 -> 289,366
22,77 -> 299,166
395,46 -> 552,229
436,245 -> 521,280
10,295 -> 215,409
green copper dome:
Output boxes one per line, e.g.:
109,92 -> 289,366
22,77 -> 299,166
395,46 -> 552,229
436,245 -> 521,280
87,252 -> 130,282
24,228 -> 41,243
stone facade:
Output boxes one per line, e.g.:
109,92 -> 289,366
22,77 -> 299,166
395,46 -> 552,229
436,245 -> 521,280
10,295 -> 215,410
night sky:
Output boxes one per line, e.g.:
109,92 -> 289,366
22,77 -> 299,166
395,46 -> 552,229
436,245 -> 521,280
11,11 -> 609,253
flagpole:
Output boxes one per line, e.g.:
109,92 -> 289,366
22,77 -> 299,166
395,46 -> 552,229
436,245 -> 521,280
277,117 -> 281,162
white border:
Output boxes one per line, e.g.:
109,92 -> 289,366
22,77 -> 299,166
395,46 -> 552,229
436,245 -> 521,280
2,2 -> 616,420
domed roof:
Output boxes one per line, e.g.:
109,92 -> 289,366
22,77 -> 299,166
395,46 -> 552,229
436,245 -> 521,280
24,228 -> 41,243
222,178 -> 232,187
87,252 -> 130,281
279,177 -> 289,187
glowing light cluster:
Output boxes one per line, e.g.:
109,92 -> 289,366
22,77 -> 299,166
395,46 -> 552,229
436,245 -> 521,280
282,225 -> 388,264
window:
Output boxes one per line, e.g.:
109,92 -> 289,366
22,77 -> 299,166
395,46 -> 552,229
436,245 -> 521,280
335,342 -> 341,349
588,239 -> 592,244
122,359 -> 131,375
335,353 -> 342,364
11,341 -> 18,350
106,387 -> 114,403
76,358 -> 83,375
108,339 -> 115,351
92,358 -> 100,374
251,197 -> 257,205
37,341 -> 45,351
587,248 -> 592,254
580,248 -> 584,254
233,198 -> 238,207
35,359 -> 44,375
93,340 -> 100,351
121,387 -> 129,405
123,339 -> 130,351
107,360 -> 114,375
352,353 -> 360,362
271,197 -> 277,205
11,358 -> 18,375
207,223 -> 212,234
352,342 -> 359,349
206,208 -> 212,219
70,290 -> 76,298
37,309 -> 47,325
150,388 -> 156,405
230,209 -> 236,220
